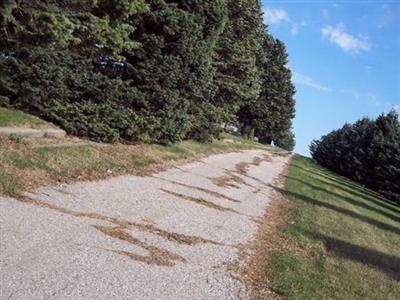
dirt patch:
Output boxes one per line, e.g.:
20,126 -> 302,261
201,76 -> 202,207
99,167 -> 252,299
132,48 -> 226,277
235,156 -> 265,176
16,194 -> 223,266
262,154 -> 273,162
207,155 -> 276,192
209,174 -> 241,189
133,222 -> 224,246
94,225 -> 186,267
160,188 -> 241,215
154,177 -> 240,203
231,157 -> 294,299
209,170 -> 256,190
252,156 -> 264,166
235,162 -> 250,175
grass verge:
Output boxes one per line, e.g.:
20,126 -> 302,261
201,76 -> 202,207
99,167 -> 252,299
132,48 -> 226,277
254,155 -> 400,299
0,133 -> 272,197
0,107 -> 54,128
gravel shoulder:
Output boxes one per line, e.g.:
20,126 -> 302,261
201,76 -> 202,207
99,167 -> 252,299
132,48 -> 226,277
0,149 -> 290,299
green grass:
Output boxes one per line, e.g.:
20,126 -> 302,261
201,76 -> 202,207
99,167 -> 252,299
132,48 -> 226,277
0,133 -> 273,197
269,155 -> 400,300
0,171 -> 22,197
131,154 -> 159,167
0,107 -> 52,128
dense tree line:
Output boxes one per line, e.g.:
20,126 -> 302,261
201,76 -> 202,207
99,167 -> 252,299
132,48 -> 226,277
310,111 -> 400,204
0,0 -> 295,146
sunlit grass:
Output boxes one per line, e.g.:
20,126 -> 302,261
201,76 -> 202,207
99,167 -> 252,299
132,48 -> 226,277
0,133 -> 272,197
0,107 -> 52,128
269,155 -> 400,300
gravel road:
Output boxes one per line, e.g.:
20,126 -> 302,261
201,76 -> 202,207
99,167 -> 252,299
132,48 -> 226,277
0,149 -> 289,299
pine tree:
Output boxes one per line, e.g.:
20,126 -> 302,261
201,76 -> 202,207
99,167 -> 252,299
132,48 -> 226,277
237,30 -> 296,144
257,36 -> 295,144
212,0 -> 263,127
0,0 -> 149,142
1,0 -> 297,147
125,0 -> 229,143
310,110 -> 400,204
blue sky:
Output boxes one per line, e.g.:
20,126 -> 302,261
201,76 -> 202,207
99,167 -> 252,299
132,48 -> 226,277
261,1 -> 400,156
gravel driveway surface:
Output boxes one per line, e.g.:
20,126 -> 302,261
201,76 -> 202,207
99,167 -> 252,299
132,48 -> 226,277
0,149 -> 289,299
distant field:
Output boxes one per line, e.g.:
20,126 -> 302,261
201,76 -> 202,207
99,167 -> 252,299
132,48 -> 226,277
266,155 -> 400,299
0,108 -> 53,128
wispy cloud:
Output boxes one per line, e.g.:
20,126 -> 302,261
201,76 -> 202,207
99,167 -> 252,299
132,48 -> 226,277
290,24 -> 299,35
263,7 -> 307,36
292,71 -> 331,92
263,8 -> 290,25
291,20 -> 307,36
321,24 -> 371,53
340,89 -> 396,109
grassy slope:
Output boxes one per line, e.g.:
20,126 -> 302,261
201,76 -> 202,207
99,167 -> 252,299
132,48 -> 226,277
0,133 -> 273,197
0,107 -> 54,128
269,155 -> 400,299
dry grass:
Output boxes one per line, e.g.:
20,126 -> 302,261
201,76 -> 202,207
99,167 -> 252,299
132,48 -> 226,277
232,158 -> 293,300
0,133 -> 273,197
93,225 -> 186,267
154,177 -> 241,203
160,188 -> 240,214
15,194 -> 224,266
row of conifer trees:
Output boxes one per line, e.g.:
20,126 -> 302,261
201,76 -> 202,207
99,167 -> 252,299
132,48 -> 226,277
310,110 -> 400,204
0,0 -> 295,149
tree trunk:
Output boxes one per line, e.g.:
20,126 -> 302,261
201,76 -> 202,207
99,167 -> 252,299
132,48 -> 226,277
260,135 -> 272,145
241,122 -> 253,140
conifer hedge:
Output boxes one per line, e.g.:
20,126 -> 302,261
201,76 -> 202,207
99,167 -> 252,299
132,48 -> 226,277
310,111 -> 400,204
1,0 -> 296,145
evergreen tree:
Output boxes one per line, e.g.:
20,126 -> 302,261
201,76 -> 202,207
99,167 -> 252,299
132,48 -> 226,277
213,0 -> 263,127
125,0 -> 228,143
0,0 -> 297,147
258,38 -> 295,144
238,31 -> 296,145
0,0 -> 149,142
275,128 -> 295,151
310,110 -> 400,204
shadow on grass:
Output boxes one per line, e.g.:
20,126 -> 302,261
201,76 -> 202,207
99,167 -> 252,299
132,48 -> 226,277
303,230 -> 400,281
284,176 -> 400,224
291,160 -> 400,212
270,186 -> 400,236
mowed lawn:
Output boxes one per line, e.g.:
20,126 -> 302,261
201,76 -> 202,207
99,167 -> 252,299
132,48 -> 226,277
269,155 -> 400,300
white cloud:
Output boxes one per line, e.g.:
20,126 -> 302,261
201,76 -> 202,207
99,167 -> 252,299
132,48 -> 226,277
263,8 -> 290,25
290,24 -> 299,35
393,104 -> 400,112
321,24 -> 371,53
292,71 -> 331,92
263,7 -> 307,35
290,20 -> 307,35
342,89 -> 393,109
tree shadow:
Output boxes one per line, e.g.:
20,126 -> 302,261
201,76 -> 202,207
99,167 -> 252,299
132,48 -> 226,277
291,160 -> 378,198
290,161 -> 400,212
270,185 -> 400,236
284,175 -> 400,224
303,230 -> 400,281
